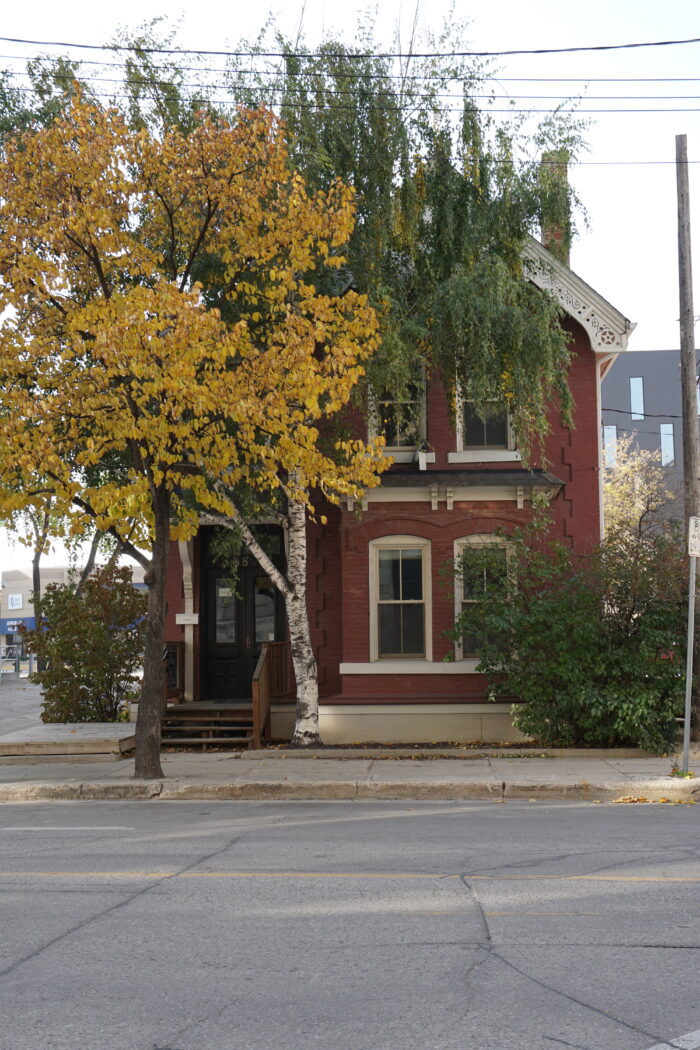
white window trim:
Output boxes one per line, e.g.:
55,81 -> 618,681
453,534 -> 511,661
448,395 -> 521,463
369,535 -> 432,662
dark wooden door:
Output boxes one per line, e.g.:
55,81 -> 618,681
202,531 -> 285,700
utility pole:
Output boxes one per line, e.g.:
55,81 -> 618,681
677,133 -> 700,750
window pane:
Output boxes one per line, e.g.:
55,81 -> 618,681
215,579 -> 236,644
660,423 -> 674,466
463,402 -> 507,448
483,548 -> 507,589
483,407 -> 508,446
461,603 -> 480,657
254,576 -> 276,643
379,604 -> 402,656
379,550 -> 400,601
463,403 -> 486,446
630,377 -> 644,420
603,425 -> 617,467
401,604 -> 425,655
461,549 -> 484,599
400,549 -> 423,600
378,398 -> 422,447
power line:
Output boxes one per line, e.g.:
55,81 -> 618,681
7,68 -> 700,102
1,33 -> 700,60
4,50 -> 700,85
7,82 -> 700,116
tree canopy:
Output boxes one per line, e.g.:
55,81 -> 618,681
0,95 -> 385,772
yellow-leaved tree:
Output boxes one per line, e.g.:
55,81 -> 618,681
0,97 -> 387,777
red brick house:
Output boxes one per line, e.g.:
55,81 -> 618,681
163,236 -> 633,744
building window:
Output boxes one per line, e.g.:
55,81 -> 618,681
462,401 -> 509,448
370,537 -> 431,661
630,377 -> 644,420
660,423 -> 675,466
603,424 -> 617,467
455,536 -> 509,659
370,369 -> 426,453
449,398 -> 520,463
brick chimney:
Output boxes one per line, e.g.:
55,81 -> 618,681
540,149 -> 571,266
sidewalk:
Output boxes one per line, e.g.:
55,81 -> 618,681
1,746 -> 699,802
2,681 -> 698,803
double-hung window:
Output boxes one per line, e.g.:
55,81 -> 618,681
455,536 -> 509,659
370,537 -> 431,661
369,368 -> 428,462
449,399 -> 520,463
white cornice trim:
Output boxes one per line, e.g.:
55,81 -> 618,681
522,238 -> 635,354
350,484 -> 542,507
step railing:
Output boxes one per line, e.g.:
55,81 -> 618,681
251,645 -> 271,749
251,641 -> 292,748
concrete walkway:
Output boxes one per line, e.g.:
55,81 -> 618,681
1,680 -> 698,802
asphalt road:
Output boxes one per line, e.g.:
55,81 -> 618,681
0,799 -> 699,1050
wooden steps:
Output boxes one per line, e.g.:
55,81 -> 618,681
161,702 -> 254,750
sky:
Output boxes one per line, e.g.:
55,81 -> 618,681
1,0 -> 699,571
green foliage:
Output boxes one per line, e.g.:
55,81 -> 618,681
456,527 -> 686,753
24,565 -> 147,723
4,17 -> 586,460
222,20 -> 585,455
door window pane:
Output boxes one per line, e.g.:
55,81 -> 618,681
215,579 -> 236,644
254,576 -> 276,643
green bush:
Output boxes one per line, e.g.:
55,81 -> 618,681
23,565 -> 146,722
456,529 -> 686,753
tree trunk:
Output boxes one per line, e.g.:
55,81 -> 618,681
285,499 -> 320,746
134,488 -> 169,779
202,495 -> 321,746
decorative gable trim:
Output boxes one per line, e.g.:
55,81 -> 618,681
522,237 -> 634,354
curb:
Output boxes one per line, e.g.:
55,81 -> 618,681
0,778 -> 698,803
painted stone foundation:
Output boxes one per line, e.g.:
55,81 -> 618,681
270,703 -> 529,745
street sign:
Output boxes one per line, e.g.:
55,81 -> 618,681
689,516 -> 700,557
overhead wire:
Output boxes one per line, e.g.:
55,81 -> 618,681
1,31 -> 700,58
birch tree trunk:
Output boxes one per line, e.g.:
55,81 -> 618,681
134,487 -> 169,779
206,495 -> 321,746
285,498 -> 320,746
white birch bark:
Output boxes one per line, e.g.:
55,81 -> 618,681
205,496 -> 321,745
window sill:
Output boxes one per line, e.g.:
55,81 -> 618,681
340,660 -> 480,674
382,449 -> 436,465
447,449 -> 521,463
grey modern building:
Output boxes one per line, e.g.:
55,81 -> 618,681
601,349 -> 698,515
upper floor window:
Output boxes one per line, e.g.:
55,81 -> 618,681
449,399 -> 520,464
630,377 -> 644,420
462,401 -> 510,448
375,383 -> 426,449
369,367 -> 430,464
369,536 -> 432,661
